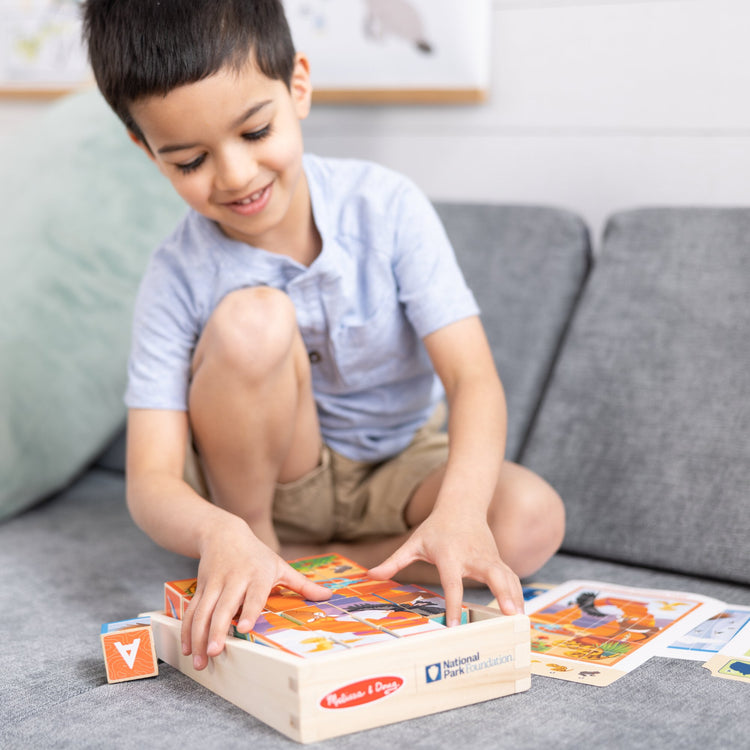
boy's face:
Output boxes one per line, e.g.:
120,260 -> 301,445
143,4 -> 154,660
130,54 -> 312,253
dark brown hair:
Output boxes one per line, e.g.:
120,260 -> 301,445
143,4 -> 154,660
82,0 -> 296,142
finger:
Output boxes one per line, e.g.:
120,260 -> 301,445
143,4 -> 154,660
439,568 -> 465,628
487,566 -> 523,616
189,588 -> 220,671
367,542 -> 419,582
235,586 -> 275,634
206,582 -> 248,657
278,566 -> 332,602
181,585 -> 201,657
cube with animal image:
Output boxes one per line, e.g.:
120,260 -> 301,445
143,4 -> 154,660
281,602 -> 397,648
331,595 -> 445,637
255,610 -> 349,656
264,585 -> 309,613
368,581 -> 470,625
288,553 -> 369,584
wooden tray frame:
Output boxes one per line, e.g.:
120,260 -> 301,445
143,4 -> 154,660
147,604 -> 530,743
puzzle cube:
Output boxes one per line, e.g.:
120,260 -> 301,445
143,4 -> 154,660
281,602 -> 397,648
371,582 -> 470,625
164,578 -> 197,619
100,617 -> 159,683
288,553 -> 369,583
264,585 -> 309,613
331,595 -> 445,636
250,611 -> 348,656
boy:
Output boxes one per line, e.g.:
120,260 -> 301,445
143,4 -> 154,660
83,0 -> 564,671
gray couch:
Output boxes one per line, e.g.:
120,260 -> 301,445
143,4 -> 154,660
2,91 -> 749,749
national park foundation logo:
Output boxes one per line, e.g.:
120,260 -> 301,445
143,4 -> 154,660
425,650 -> 513,683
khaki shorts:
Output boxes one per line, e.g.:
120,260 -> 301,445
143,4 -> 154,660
184,403 -> 449,545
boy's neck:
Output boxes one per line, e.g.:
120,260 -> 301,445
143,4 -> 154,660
284,171 -> 322,267
223,171 -> 321,267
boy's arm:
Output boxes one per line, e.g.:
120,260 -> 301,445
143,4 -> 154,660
126,408 -> 329,669
368,315 -> 523,623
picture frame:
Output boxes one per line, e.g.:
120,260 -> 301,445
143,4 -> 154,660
0,0 -> 493,103
0,0 -> 91,98
284,0 -> 492,104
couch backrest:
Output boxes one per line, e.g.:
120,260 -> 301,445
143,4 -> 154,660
436,203 -> 591,461
523,208 -> 750,584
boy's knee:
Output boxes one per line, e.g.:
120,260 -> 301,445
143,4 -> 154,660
198,286 -> 299,379
489,466 -> 565,577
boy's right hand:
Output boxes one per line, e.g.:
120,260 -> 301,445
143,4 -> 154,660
181,514 -> 330,670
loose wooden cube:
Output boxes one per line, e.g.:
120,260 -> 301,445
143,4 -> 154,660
100,618 -> 159,683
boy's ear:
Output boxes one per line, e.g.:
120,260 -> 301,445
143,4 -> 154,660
128,130 -> 156,162
291,53 -> 313,119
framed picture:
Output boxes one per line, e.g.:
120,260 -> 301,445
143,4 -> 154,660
284,0 -> 492,103
0,0 -> 492,102
0,0 -> 91,98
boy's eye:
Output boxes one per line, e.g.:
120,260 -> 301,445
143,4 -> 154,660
243,125 -> 271,142
176,155 -> 206,175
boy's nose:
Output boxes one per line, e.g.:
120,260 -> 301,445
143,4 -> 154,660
214,146 -> 258,194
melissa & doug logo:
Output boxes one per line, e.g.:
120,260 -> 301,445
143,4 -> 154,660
320,675 -> 404,710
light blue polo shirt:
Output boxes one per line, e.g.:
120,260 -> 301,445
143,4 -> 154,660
125,155 -> 479,462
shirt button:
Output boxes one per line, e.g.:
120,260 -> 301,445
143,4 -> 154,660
308,350 -> 322,364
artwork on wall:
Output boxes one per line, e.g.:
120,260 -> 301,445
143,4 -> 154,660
284,0 -> 492,103
0,0 -> 91,97
0,0 -> 492,103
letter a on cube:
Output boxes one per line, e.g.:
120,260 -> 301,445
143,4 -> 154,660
101,618 -> 159,683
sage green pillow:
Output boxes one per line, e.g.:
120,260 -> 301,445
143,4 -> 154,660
0,90 -> 185,521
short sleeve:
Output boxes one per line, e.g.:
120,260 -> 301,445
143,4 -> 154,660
391,180 -> 480,338
124,246 -> 202,411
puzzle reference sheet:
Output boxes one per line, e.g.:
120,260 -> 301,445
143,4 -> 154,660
701,612 -> 750,684
523,580 -> 724,686
657,604 -> 750,661
164,554 -> 468,658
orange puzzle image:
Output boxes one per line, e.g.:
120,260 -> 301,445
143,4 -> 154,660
166,554 -> 466,658
100,618 -> 159,683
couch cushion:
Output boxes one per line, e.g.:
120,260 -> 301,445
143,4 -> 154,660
523,208 -> 750,584
0,90 -> 185,521
436,204 -> 591,461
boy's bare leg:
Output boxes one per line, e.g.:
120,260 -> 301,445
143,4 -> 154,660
188,287 -> 322,550
280,461 -> 564,583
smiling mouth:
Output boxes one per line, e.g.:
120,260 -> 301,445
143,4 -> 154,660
224,182 -> 273,216
233,186 -> 268,205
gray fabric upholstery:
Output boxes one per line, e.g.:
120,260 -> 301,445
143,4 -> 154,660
523,208 -> 750,584
436,203 -> 591,460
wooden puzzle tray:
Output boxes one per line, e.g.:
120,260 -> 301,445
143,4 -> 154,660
147,604 -> 530,743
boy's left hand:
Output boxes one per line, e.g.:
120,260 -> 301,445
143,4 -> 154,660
368,508 -> 523,626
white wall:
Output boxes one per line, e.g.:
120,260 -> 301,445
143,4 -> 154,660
2,0 -> 747,245
302,0 -> 750,243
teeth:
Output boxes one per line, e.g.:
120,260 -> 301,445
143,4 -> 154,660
237,188 -> 265,205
